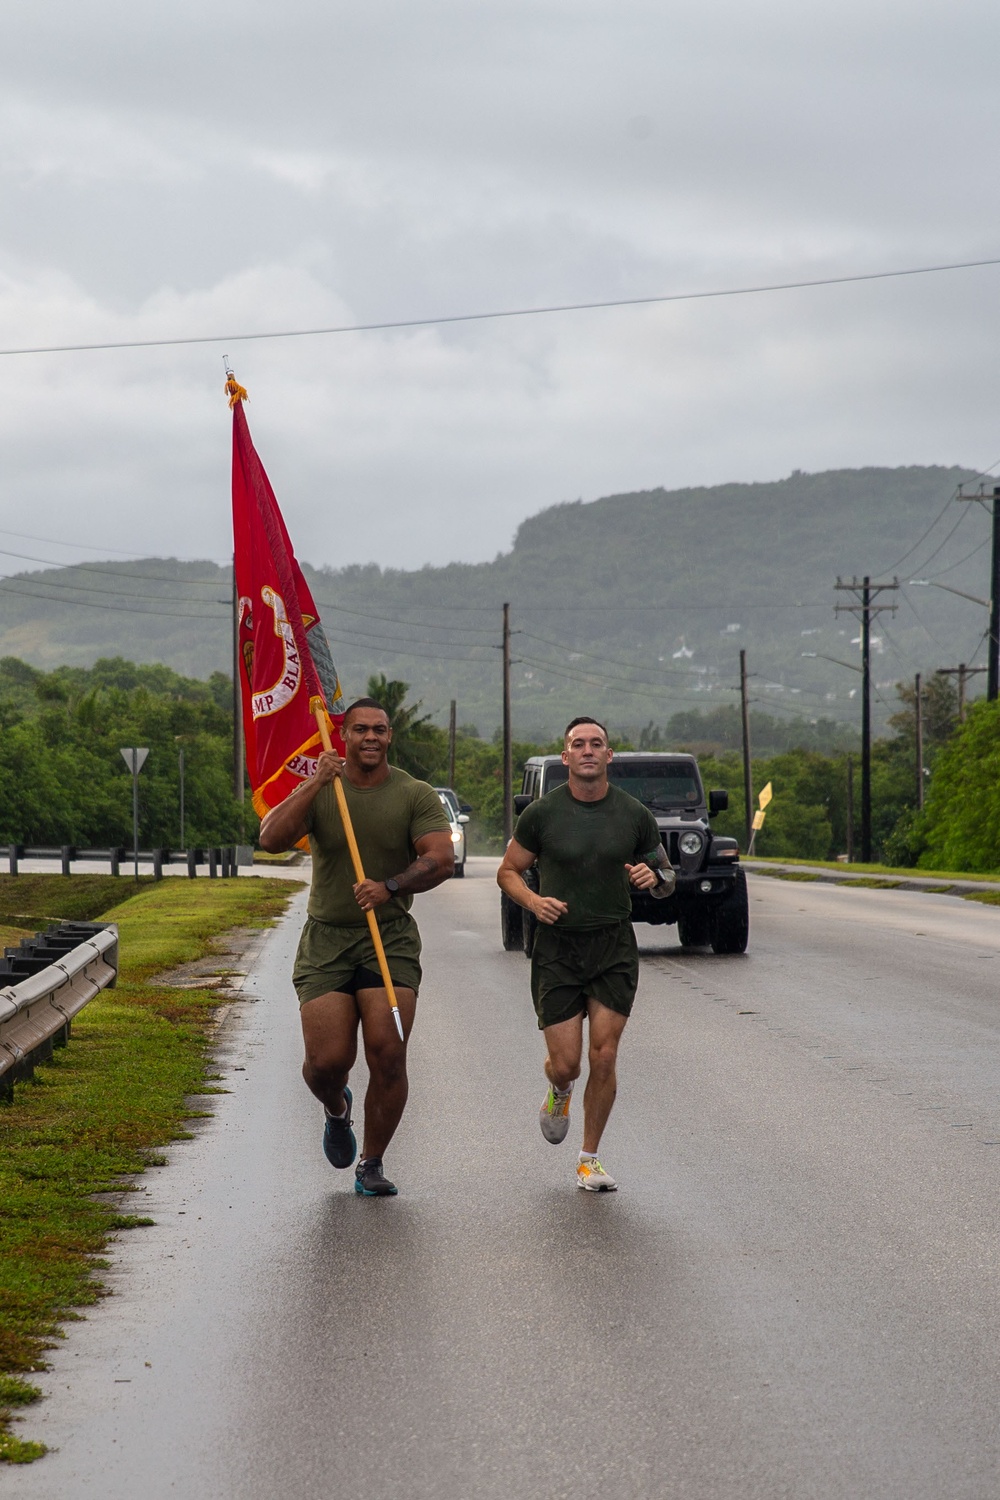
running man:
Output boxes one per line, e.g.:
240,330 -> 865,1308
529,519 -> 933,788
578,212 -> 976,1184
259,697 -> 453,1196
496,717 -> 674,1191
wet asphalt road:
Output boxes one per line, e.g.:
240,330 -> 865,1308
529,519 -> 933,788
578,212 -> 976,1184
6,862 -> 1000,1500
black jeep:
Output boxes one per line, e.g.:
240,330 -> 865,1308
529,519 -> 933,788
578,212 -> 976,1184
500,752 -> 749,956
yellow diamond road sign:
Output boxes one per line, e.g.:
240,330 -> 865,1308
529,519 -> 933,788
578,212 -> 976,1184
758,782 -> 773,810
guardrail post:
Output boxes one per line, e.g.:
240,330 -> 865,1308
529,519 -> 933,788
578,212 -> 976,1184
7,845 -> 18,876
152,849 -> 164,881
208,848 -> 218,879
61,846 -> 74,877
109,847 -> 121,877
0,924 -> 120,1096
187,849 -> 197,879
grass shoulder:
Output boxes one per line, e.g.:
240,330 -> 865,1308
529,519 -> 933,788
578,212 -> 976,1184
0,874 -> 302,1464
745,856 -> 1000,884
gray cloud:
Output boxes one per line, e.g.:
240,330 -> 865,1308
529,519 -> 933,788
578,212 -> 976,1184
2,1 -> 1000,572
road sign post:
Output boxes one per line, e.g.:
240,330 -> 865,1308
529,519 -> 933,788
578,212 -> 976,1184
120,748 -> 150,883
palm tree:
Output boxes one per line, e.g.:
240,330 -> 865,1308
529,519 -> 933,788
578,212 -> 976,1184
365,674 -> 442,780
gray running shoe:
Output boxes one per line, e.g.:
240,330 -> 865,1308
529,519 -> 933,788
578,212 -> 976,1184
323,1085 -> 356,1169
576,1157 -> 617,1192
355,1157 -> 398,1197
539,1084 -> 572,1144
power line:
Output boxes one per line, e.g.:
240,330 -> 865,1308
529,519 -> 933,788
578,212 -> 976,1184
317,596 -> 499,614
519,630 -> 728,680
314,599 -> 498,633
0,568 -> 229,608
322,619 -> 498,651
518,649 -> 739,697
0,578 -> 225,620
0,547 -> 230,590
896,588 -> 952,656
4,255 -> 1000,358
518,601 -> 828,612
925,535 -> 990,581
328,629 -> 492,664
904,504 -> 971,578
0,524 -> 156,558
878,485 -> 961,574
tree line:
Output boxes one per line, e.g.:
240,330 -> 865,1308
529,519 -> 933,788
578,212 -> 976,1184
0,656 -> 996,873
0,657 -> 245,848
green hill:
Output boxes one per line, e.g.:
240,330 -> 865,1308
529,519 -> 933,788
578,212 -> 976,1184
0,464 -> 988,739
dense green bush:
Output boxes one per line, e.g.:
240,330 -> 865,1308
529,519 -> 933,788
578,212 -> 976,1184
0,657 -> 247,848
911,700 -> 1000,872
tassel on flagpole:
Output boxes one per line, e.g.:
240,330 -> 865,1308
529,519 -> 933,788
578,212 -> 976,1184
225,373 -> 249,408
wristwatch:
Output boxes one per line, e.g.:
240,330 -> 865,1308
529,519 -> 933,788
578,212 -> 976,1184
384,877 -> 401,895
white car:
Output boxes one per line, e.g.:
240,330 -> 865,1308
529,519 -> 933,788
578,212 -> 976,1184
435,787 -> 470,878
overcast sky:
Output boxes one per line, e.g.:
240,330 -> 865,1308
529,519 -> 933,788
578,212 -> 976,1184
3,0 -> 1000,573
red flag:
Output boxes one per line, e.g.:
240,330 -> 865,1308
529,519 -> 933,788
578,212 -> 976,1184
229,380 -> 345,819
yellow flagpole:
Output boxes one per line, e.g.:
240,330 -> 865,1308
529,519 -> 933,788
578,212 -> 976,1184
311,701 -> 405,1042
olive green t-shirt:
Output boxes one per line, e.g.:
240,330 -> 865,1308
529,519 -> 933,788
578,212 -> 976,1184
303,768 -> 451,927
514,782 -> 663,930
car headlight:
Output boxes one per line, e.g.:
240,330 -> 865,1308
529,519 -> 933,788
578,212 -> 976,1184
679,831 -> 704,856
451,830 -> 462,843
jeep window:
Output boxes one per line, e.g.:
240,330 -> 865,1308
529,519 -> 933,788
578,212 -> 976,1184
608,760 -> 702,810
541,762 -> 569,793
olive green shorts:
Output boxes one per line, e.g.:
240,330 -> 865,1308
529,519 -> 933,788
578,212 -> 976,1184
292,913 -> 423,1006
529,920 -> 639,1031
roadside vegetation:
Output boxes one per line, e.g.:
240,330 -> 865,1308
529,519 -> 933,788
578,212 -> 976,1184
0,874 -> 300,1463
2,647 -> 999,870
0,656 -> 252,849
369,669 -> 1000,872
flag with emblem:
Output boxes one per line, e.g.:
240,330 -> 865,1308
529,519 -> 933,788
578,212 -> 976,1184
228,375 -> 345,819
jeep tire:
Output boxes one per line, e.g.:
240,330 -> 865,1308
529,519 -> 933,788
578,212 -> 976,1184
709,869 -> 749,954
677,911 -> 711,948
500,892 -> 523,951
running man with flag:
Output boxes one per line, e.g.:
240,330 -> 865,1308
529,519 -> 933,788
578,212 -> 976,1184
228,376 -> 453,1197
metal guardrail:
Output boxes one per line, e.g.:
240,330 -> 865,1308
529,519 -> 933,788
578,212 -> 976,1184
0,924 -> 119,1101
0,844 -> 254,878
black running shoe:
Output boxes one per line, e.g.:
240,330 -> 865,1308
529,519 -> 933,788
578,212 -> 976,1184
323,1086 -> 356,1169
354,1157 -> 398,1196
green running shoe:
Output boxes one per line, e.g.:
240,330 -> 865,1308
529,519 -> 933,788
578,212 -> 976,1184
539,1083 -> 572,1144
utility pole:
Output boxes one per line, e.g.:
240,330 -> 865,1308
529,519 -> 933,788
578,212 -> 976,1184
936,663 -> 987,723
957,482 -> 1000,700
835,575 -> 898,862
739,649 -> 753,851
914,672 -> 924,810
179,745 -> 186,848
846,755 -> 854,862
448,699 -> 457,789
502,603 -> 513,843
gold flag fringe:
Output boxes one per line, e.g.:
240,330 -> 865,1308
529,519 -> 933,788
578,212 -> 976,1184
225,374 -> 249,408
